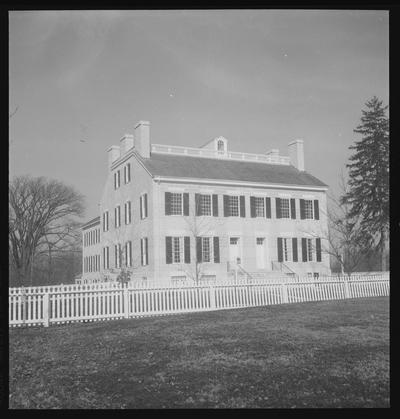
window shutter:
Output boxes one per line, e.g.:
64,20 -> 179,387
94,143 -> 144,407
277,238 -> 283,262
140,196 -> 143,219
145,238 -> 148,265
165,192 -> 171,216
240,195 -> 246,217
196,237 -> 202,263
302,238 -> 307,262
165,237 -> 172,264
292,238 -> 298,262
276,198 -> 281,219
183,193 -> 189,216
223,195 -> 229,217
250,196 -> 256,218
316,238 -> 321,262
300,199 -> 305,219
212,194 -> 218,217
140,239 -> 144,266
314,200 -> 320,220
213,237 -> 220,263
195,194 -> 201,216
115,207 -> 117,227
144,194 -> 148,218
290,198 -> 296,219
184,236 -> 191,264
127,163 -> 131,182
265,197 -> 271,218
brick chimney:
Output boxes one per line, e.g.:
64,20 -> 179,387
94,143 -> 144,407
134,121 -> 150,158
288,139 -> 304,171
120,134 -> 134,155
107,145 -> 120,169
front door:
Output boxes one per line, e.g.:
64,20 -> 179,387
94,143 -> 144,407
256,237 -> 265,269
229,237 -> 241,264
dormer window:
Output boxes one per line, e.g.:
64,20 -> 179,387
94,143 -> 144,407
217,140 -> 225,153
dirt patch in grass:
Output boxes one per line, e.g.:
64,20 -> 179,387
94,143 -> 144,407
9,297 -> 389,408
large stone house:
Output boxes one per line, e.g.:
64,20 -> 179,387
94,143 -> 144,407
79,120 -> 330,284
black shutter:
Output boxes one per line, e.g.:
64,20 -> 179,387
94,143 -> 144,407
265,197 -> 271,218
276,198 -> 281,219
144,194 -> 148,218
302,238 -> 307,262
184,236 -> 191,264
166,237 -> 172,264
195,194 -> 201,216
165,192 -> 171,215
240,196 -> 246,217
277,238 -> 283,262
183,193 -> 189,216
290,198 -> 296,219
213,237 -> 220,263
139,196 -> 143,219
300,199 -> 305,219
292,238 -> 298,262
212,194 -> 218,217
223,195 -> 229,217
250,196 -> 256,218
196,237 -> 202,263
314,200 -> 320,220
316,238 -> 321,262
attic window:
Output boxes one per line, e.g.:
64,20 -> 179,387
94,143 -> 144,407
217,140 -> 225,153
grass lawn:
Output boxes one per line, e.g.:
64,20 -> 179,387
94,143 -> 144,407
9,297 -> 389,409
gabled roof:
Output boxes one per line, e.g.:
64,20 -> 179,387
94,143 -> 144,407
138,153 -> 328,188
82,216 -> 100,230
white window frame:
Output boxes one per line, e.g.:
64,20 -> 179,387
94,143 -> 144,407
115,205 -> 121,228
140,193 -> 148,219
306,238 -> 313,261
201,236 -> 213,263
228,195 -> 239,217
124,163 -> 131,184
115,243 -> 121,269
282,238 -> 292,262
304,200 -> 314,219
125,201 -> 132,224
172,236 -> 184,264
114,170 -> 121,190
170,192 -> 183,216
103,211 -> 109,232
255,197 -> 265,217
141,237 -> 149,266
280,198 -> 291,219
125,241 -> 132,267
200,194 -> 212,216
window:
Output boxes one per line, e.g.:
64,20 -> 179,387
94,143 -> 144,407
103,211 -> 109,232
200,194 -> 212,216
103,246 -> 110,269
114,170 -> 120,189
280,198 -> 290,218
228,196 -> 239,216
202,237 -> 212,263
171,276 -> 187,285
313,272 -> 319,279
304,200 -> 313,219
172,237 -> 183,263
115,205 -> 121,228
170,193 -> 183,215
141,237 -> 148,266
140,193 -> 148,219
255,197 -> 265,217
230,237 -> 239,245
256,237 -> 264,245
125,201 -> 131,224
217,139 -> 225,152
115,244 -> 121,268
125,241 -> 132,267
124,163 -> 131,184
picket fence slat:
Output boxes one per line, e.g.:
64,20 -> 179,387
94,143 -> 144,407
9,273 -> 389,327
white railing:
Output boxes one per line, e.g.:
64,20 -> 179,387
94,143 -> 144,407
151,144 -> 291,165
9,273 -> 389,328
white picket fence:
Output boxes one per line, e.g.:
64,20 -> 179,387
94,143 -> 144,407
9,273 -> 389,328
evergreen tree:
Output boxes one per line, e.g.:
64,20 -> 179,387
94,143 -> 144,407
341,96 -> 389,270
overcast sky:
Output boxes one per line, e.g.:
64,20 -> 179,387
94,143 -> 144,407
9,10 -> 389,220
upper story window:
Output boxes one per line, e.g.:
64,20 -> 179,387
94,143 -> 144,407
171,193 -> 182,215
282,238 -> 292,262
229,196 -> 239,216
276,197 -> 296,219
217,139 -> 225,153
114,170 -> 121,190
223,195 -> 245,217
165,192 -> 189,216
140,193 -> 148,219
115,205 -> 121,228
255,197 -> 265,217
300,199 -> 320,220
103,211 -> 109,232
124,163 -> 131,184
125,201 -> 132,224
195,194 -> 218,217
172,237 -> 183,263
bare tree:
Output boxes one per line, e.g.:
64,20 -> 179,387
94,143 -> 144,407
9,175 -> 85,286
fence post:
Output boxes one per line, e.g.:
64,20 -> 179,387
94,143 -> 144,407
43,292 -> 50,327
123,285 -> 130,319
209,284 -> 216,310
343,277 -> 351,299
281,278 -> 289,304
